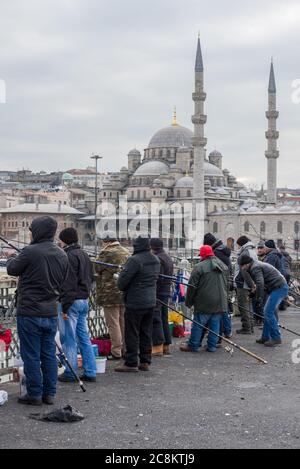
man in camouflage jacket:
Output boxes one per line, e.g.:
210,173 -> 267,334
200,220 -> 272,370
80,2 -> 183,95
95,232 -> 130,359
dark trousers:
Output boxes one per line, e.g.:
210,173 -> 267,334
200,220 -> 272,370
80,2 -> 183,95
160,297 -> 172,346
152,303 -> 164,346
124,308 -> 154,367
17,316 -> 58,399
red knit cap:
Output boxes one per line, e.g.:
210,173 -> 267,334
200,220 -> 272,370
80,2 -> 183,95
199,245 -> 215,260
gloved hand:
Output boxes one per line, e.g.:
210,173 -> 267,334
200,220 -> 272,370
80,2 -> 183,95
113,273 -> 119,281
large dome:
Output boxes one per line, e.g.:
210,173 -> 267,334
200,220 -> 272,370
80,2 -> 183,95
134,160 -> 169,176
149,125 -> 193,148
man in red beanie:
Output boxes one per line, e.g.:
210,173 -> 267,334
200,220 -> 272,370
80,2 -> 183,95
180,245 -> 229,353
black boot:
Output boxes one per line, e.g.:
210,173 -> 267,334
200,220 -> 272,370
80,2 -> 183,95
18,395 -> 42,406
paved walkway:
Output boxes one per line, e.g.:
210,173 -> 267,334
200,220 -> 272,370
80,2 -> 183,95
1,311 -> 300,449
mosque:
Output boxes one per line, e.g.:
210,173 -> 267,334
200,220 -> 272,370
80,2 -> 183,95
93,38 -> 300,254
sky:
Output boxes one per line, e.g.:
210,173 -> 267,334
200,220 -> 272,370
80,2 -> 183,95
0,0 -> 300,187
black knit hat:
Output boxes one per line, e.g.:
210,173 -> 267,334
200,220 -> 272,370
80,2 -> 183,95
265,239 -> 276,249
59,228 -> 78,245
150,238 -> 164,249
237,236 -> 250,247
203,233 -> 217,246
239,255 -> 254,266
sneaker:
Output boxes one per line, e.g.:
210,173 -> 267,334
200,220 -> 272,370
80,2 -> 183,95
115,364 -> 139,373
42,396 -> 55,405
264,340 -> 282,347
18,395 -> 42,406
138,363 -> 150,371
236,329 -> 252,335
80,375 -> 97,382
256,338 -> 268,344
180,344 -> 198,353
58,374 -> 76,383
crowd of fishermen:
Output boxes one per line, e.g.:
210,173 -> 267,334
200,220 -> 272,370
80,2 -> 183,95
5,215 -> 292,406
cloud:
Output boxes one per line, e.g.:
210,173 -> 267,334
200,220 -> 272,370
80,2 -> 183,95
0,0 -> 299,186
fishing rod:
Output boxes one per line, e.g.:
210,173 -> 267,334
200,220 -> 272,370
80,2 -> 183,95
159,300 -> 267,365
0,235 -> 87,392
231,299 -> 300,338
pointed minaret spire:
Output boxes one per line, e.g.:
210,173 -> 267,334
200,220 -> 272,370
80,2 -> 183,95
265,59 -> 279,204
172,106 -> 178,126
268,59 -> 276,93
195,35 -> 204,72
192,35 -> 207,246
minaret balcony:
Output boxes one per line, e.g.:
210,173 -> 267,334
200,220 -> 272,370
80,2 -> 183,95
265,130 -> 279,139
192,115 -> 207,125
192,92 -> 206,102
266,111 -> 279,119
192,136 -> 207,147
265,150 -> 279,159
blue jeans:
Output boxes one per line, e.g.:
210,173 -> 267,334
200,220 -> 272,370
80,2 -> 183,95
262,285 -> 288,341
17,316 -> 58,399
58,300 -> 97,379
188,313 -> 222,352
221,312 -> 232,337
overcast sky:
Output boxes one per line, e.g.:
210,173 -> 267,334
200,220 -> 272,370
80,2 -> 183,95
0,0 -> 300,187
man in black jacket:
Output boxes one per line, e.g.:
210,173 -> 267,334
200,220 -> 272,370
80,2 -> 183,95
7,216 -> 69,406
150,238 -> 174,356
240,256 -> 288,347
115,237 -> 160,372
58,228 -> 97,383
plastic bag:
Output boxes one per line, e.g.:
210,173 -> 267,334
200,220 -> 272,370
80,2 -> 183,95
0,390 -> 8,406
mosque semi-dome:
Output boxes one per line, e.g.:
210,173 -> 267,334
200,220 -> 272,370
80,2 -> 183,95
134,160 -> 169,176
175,176 -> 194,188
148,124 -> 193,149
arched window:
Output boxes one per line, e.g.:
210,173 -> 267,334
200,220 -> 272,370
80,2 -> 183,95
167,150 -> 171,158
177,190 -> 180,198
143,191 -> 147,199
295,221 -> 300,234
187,190 -> 192,198
213,222 -> 218,234
277,221 -> 283,234
131,191 -> 134,199
260,221 -> 266,234
244,221 -> 250,233
137,190 -> 141,200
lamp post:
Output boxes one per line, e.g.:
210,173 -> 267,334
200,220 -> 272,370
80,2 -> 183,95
91,155 -> 103,256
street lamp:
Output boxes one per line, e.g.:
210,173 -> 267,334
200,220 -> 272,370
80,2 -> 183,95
90,155 -> 103,256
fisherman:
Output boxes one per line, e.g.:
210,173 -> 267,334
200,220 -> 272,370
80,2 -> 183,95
257,241 -> 266,262
58,228 -> 97,383
239,255 -> 288,347
264,240 -> 286,276
150,238 -> 174,356
115,237 -> 160,372
95,232 -> 130,360
203,233 -> 233,338
234,236 -> 257,335
180,245 -> 229,353
7,217 -> 69,406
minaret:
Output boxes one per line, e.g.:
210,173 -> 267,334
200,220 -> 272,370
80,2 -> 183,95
192,36 -> 207,245
265,60 -> 279,204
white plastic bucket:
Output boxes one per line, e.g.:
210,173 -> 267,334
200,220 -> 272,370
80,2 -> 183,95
96,357 -> 107,374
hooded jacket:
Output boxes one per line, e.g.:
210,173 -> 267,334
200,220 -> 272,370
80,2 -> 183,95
117,237 -> 160,310
264,249 -> 286,276
60,244 -> 94,314
7,216 -> 69,318
235,241 -> 258,289
185,256 -> 229,314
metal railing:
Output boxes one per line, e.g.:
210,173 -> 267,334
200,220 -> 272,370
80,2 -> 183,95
0,281 -> 108,378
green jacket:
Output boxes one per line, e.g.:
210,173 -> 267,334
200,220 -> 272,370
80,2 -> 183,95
185,256 -> 229,314
95,243 -> 130,306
